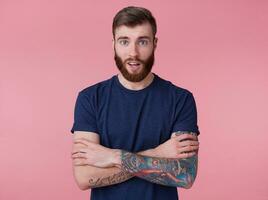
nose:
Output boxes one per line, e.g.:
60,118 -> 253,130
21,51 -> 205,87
129,43 -> 139,58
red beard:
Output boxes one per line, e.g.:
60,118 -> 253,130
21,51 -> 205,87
114,50 -> 155,82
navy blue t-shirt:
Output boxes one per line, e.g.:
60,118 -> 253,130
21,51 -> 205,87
71,73 -> 200,200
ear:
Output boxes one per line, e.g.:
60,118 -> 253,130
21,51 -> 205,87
153,37 -> 158,50
112,38 -> 115,49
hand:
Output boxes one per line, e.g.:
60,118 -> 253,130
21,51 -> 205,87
153,133 -> 199,159
71,138 -> 121,168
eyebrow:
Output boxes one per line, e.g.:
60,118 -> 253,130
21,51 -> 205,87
117,36 -> 151,41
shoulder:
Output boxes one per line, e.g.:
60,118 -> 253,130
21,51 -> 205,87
74,76 -> 115,108
155,74 -> 193,98
79,76 -> 114,97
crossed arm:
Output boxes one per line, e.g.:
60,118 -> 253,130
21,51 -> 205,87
120,150 -> 198,188
71,131 -> 199,190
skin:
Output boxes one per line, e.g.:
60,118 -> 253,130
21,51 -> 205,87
72,132 -> 167,190
71,22 -> 199,189
72,132 -> 199,189
113,22 -> 157,90
120,132 -> 198,188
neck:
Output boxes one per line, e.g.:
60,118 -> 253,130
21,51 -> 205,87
118,72 -> 154,90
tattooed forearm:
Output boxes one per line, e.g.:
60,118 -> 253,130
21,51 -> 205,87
86,147 -> 165,188
88,170 -> 134,188
120,131 -> 198,188
121,151 -> 197,188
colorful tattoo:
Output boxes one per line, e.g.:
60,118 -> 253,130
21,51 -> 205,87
121,131 -> 198,188
175,131 -> 197,138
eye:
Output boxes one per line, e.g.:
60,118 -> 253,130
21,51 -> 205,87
119,40 -> 129,46
138,40 -> 149,46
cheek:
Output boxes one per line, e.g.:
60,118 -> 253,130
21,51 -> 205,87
140,45 -> 154,55
115,47 -> 127,59
140,49 -> 153,60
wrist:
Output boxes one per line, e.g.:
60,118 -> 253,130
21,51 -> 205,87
151,147 -> 160,157
112,149 -> 122,168
138,148 -> 159,157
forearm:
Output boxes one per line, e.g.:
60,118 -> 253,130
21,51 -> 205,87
73,148 -> 158,189
119,150 -> 198,188
73,132 -> 198,189
73,165 -> 133,189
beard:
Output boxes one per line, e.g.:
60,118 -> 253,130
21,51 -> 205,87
114,49 -> 155,82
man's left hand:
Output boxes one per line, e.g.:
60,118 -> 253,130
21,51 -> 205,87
72,138 -> 121,168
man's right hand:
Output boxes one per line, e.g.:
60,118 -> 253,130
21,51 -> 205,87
153,133 -> 199,159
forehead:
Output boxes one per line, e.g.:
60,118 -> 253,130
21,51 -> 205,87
114,22 -> 153,40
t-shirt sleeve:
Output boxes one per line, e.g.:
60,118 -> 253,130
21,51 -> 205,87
70,91 -> 98,134
171,92 -> 200,136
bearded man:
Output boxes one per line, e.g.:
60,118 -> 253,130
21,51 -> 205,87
71,6 -> 200,200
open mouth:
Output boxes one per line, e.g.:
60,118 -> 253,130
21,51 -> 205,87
127,61 -> 141,67
127,62 -> 141,71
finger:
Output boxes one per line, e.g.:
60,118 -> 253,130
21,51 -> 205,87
74,140 -> 89,146
177,151 -> 196,159
178,145 -> 199,153
73,159 -> 87,166
79,137 -> 94,143
177,152 -> 196,159
72,152 -> 87,159
76,138 -> 97,145
179,140 -> 199,147
74,139 -> 98,149
72,148 -> 87,155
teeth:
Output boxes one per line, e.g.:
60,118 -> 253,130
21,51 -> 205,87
128,62 -> 139,65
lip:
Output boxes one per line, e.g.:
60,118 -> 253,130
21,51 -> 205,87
127,63 -> 141,71
127,61 -> 141,65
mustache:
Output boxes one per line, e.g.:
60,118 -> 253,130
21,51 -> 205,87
124,58 -> 144,64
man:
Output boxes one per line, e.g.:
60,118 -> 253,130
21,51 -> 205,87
70,6 -> 200,200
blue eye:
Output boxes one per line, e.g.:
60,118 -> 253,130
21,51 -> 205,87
119,40 -> 129,46
139,40 -> 148,46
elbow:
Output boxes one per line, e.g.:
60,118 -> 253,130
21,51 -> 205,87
72,167 -> 92,190
75,179 -> 90,191
78,184 -> 90,191
178,173 -> 197,189
73,171 -> 91,190
75,175 -> 99,190
177,180 -> 194,189
182,181 -> 194,189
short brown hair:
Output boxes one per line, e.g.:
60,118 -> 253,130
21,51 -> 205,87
112,6 -> 157,39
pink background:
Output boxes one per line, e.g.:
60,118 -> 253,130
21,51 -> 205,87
1,1 -> 267,200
